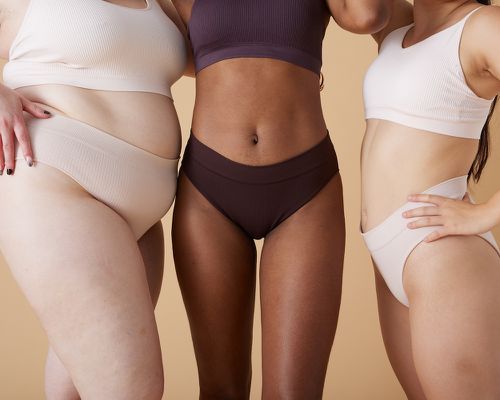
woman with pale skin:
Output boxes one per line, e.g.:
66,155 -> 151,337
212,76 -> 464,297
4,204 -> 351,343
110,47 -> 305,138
170,0 -> 392,398
0,0 -> 190,399
362,0 -> 500,398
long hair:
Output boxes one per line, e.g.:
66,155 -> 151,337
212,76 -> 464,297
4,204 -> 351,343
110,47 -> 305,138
469,0 -> 497,181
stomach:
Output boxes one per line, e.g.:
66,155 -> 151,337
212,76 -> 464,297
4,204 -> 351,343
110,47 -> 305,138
192,58 -> 328,166
17,85 -> 182,159
361,119 -> 479,232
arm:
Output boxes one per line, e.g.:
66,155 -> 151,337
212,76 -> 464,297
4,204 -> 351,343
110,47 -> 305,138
0,3 -> 52,175
402,6 -> 500,242
372,0 -> 413,46
327,0 -> 391,34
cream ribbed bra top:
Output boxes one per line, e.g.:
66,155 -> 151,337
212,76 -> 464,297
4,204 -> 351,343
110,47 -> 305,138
3,0 -> 187,99
363,7 -> 494,139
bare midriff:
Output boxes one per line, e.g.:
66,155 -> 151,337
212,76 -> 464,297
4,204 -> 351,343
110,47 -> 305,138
16,85 -> 182,159
361,119 -> 479,232
191,58 -> 327,166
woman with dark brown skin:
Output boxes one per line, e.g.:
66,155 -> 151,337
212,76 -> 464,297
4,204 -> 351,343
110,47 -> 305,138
171,1 -> 392,398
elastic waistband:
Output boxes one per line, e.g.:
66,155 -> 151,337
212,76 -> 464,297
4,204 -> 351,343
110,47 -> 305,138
25,114 -> 179,165
362,175 -> 468,252
183,132 -> 338,184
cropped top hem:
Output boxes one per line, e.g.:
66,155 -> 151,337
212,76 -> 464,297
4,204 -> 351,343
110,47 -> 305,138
4,63 -> 173,98
194,43 -> 322,75
365,108 -> 486,139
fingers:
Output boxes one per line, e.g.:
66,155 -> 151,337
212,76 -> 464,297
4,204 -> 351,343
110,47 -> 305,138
0,135 -> 4,175
13,117 -> 34,167
407,216 -> 443,229
1,119 -> 15,175
407,193 -> 446,205
424,229 -> 449,242
21,96 -> 52,119
403,206 -> 440,218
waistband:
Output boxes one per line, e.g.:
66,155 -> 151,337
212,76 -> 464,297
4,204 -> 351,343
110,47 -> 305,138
362,175 -> 468,252
183,132 -> 338,184
23,114 -> 179,167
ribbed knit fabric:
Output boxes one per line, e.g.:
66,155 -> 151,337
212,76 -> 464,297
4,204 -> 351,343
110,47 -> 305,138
15,115 -> 179,239
4,0 -> 187,98
188,0 -> 329,75
363,7 -> 494,139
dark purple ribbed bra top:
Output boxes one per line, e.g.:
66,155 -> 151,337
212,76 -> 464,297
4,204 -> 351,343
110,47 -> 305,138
188,0 -> 329,75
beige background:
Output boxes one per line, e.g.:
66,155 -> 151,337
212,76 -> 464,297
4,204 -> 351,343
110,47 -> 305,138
1,22 -> 499,400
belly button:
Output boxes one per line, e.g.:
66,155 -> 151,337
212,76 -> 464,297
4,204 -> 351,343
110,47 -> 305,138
252,134 -> 259,145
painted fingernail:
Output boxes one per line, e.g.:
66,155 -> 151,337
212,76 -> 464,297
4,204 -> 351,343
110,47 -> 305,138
6,169 -> 13,175
26,157 -> 34,167
0,169 -> 3,176
43,110 -> 52,115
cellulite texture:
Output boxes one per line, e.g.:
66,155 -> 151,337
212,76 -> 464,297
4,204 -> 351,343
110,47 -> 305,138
4,0 -> 187,98
189,0 -> 329,74
364,7 -> 494,138
15,115 -> 179,239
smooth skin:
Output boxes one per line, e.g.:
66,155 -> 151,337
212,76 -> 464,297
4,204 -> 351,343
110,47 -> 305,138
172,1 -> 390,399
363,1 -> 500,399
0,0 -> 190,398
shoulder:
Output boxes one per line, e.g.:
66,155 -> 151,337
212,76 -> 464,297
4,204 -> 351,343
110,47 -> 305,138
462,6 -> 500,64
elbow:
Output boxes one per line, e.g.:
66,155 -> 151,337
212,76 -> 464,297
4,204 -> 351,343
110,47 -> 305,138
347,5 -> 391,34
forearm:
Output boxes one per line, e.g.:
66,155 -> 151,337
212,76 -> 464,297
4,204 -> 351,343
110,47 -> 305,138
328,0 -> 392,34
486,190 -> 500,227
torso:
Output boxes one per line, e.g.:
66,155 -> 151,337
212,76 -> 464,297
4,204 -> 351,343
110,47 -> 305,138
0,0 -> 187,158
361,4 -> 500,232
174,0 -> 331,165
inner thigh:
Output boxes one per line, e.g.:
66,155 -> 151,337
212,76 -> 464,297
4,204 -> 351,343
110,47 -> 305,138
259,173 -> 345,400
404,235 -> 500,400
172,173 -> 257,399
374,267 -> 426,400
0,164 -> 163,400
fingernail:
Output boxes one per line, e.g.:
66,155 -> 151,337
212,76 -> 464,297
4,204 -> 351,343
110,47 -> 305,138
6,169 -> 13,175
26,157 -> 34,167
43,110 -> 52,115
402,212 -> 407,217
0,169 -> 3,176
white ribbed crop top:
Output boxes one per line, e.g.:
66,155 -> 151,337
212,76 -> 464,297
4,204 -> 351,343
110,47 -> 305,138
3,0 -> 187,99
363,7 -> 494,139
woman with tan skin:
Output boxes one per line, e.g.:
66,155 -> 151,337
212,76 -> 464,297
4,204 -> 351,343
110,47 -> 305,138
170,1 -> 391,398
0,0 -> 190,398
362,0 -> 500,398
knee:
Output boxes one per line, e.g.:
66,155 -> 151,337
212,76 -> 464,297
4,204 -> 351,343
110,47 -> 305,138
199,375 -> 251,400
262,381 -> 323,400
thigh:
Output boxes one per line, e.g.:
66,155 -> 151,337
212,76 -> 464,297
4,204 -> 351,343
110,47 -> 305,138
374,267 -> 426,400
44,221 -> 165,400
260,174 -> 345,400
138,221 -> 165,306
172,173 -> 257,399
0,164 -> 163,400
404,236 -> 500,400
